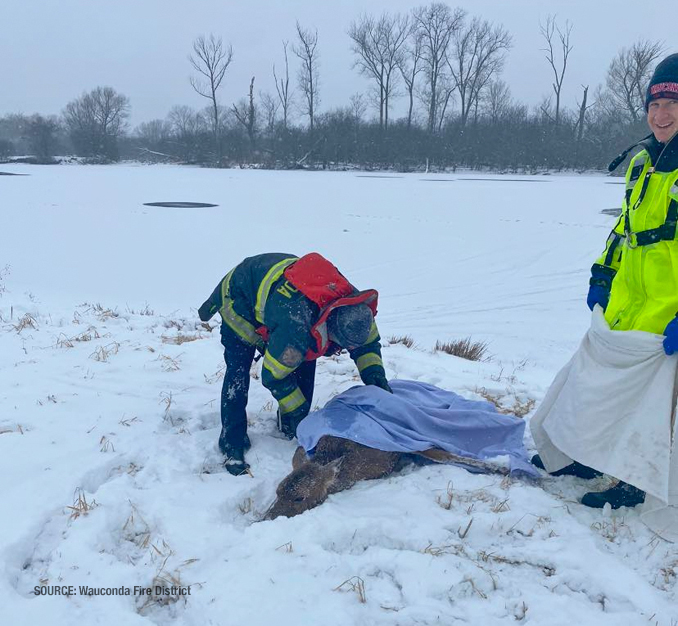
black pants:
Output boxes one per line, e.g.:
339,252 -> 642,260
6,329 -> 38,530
219,323 -> 317,451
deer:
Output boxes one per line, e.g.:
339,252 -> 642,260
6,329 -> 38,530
264,435 -> 509,520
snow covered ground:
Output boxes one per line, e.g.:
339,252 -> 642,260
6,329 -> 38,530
1,163 -> 676,625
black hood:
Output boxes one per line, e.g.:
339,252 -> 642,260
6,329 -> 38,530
642,133 -> 678,172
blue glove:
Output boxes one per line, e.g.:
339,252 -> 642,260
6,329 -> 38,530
663,316 -> 678,355
587,264 -> 615,311
587,285 -> 610,311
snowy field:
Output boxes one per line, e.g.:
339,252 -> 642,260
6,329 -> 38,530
1,163 -> 676,625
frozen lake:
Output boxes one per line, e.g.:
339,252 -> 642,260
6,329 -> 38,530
3,164 -> 673,626
1,163 -> 620,370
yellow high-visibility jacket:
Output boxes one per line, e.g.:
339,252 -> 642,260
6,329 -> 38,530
595,137 -> 678,334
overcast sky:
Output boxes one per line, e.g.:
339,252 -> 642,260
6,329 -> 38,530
1,0 -> 675,127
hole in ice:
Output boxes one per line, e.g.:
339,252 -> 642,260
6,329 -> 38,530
143,202 -> 218,208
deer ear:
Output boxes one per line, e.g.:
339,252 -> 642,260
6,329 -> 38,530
292,446 -> 309,470
324,457 -> 344,478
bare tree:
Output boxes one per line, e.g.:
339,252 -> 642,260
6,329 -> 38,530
348,12 -> 410,130
605,40 -> 664,122
63,86 -> 130,160
574,85 -> 594,143
167,106 -> 206,161
168,105 -> 204,137
537,95 -> 555,124
349,93 -> 367,125
540,15 -> 572,126
436,78 -> 458,132
448,17 -> 512,127
482,79 -> 512,124
273,41 -> 293,129
260,91 -> 280,133
412,3 -> 465,133
293,22 -> 320,134
189,34 -> 233,160
232,77 -> 257,152
398,27 -> 425,129
136,119 -> 172,145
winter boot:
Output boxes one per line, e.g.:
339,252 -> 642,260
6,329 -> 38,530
277,409 -> 304,440
581,481 -> 645,509
219,429 -> 251,476
531,454 -> 602,480
221,444 -> 250,476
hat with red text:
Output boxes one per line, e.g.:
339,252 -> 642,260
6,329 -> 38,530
646,53 -> 678,110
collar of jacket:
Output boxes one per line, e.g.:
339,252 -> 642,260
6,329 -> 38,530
642,133 -> 678,172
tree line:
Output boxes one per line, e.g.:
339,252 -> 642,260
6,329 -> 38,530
0,3 -> 665,173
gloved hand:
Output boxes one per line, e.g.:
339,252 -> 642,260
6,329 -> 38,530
277,404 -> 310,439
586,285 -> 610,311
365,375 -> 393,394
587,264 -> 615,311
663,316 -> 678,355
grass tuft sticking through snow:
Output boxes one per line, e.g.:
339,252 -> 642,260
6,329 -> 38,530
66,489 -> 99,521
435,337 -> 489,362
388,334 -> 416,348
333,576 -> 367,604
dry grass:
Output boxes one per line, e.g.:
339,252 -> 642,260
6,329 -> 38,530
436,481 -> 455,510
136,539 -> 199,614
66,489 -> 99,520
55,326 -> 102,348
388,334 -> 415,348
333,576 -> 366,604
89,342 -> 120,362
276,542 -> 294,553
0,423 -> 24,435
0,264 -> 9,296
474,386 -> 535,418
435,337 -> 489,361
81,302 -> 119,321
159,391 -> 175,424
458,517 -> 474,539
461,576 -> 488,599
422,543 -> 465,557
161,333 -> 202,345
491,498 -> 511,514
13,313 -> 38,333
119,415 -> 140,427
55,333 -> 74,348
157,354 -> 182,372
590,517 -> 634,543
126,303 -> 155,316
204,364 -> 225,384
99,436 -> 115,452
122,503 -> 152,550
238,497 -> 253,514
476,550 -> 556,577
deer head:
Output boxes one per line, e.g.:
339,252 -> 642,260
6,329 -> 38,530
264,457 -> 343,520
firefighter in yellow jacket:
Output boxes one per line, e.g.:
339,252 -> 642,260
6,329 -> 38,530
198,252 -> 391,475
534,53 -> 678,509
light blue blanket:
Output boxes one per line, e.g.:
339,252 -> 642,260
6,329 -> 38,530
296,380 -> 538,477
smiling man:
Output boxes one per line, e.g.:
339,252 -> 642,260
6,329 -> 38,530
533,53 -> 678,510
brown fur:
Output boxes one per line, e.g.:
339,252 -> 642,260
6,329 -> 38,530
265,436 -> 400,520
264,435 -> 511,520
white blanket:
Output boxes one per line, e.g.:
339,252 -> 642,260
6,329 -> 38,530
530,306 -> 678,542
